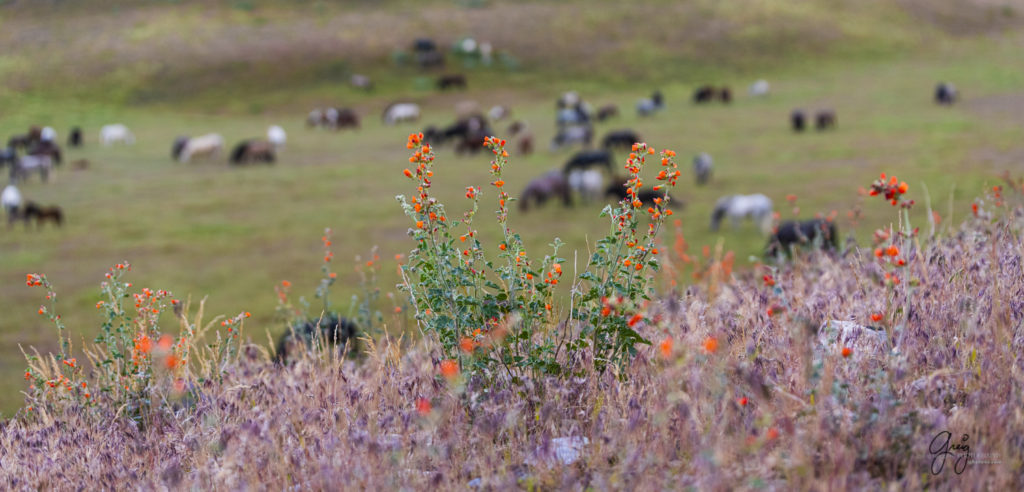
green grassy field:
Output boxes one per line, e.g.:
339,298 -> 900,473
1,1 -> 1024,415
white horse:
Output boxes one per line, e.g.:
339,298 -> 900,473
710,194 -> 774,234
2,184 -> 21,226
568,168 -> 604,203
12,154 -> 53,183
267,125 -> 286,148
749,79 -> 770,97
693,152 -> 712,185
40,127 -> 57,143
382,103 -> 421,125
100,124 -> 135,146
178,133 -> 223,163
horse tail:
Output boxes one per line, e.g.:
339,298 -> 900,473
230,141 -> 249,164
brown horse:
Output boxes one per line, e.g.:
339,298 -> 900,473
519,170 -> 571,212
230,140 -> 276,165
21,202 -> 63,229
815,110 -> 837,131
596,104 -> 619,121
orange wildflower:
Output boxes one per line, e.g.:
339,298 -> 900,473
703,336 -> 718,354
415,397 -> 432,415
440,359 -> 459,379
841,347 -> 852,358
870,313 -> 882,322
659,337 -> 673,358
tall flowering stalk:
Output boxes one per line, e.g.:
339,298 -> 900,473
573,143 -> 680,371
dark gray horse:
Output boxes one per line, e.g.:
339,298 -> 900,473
766,219 -> 839,257
519,170 -> 571,211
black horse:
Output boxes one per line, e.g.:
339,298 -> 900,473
275,313 -> 359,364
815,110 -> 837,131
935,82 -> 958,105
604,179 -> 679,208
791,110 -> 806,132
693,85 -> 716,103
563,149 -> 613,175
766,219 -> 839,257
68,127 -> 83,148
601,130 -> 642,151
437,74 -> 468,90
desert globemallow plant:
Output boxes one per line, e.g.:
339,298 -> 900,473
396,133 -> 681,379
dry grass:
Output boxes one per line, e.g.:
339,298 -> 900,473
2,206 -> 1022,489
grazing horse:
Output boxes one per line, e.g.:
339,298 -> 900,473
437,74 -> 468,90
551,125 -> 593,151
791,110 -> 807,132
766,219 -> 839,257
604,179 -> 678,207
350,74 -> 373,91
636,91 -> 664,116
2,184 -> 21,227
41,127 -> 57,143
601,129 -> 641,151
563,149 -> 613,175
718,87 -> 732,103
710,194 -> 774,233
519,170 -> 571,212
815,110 -> 837,131
693,85 -> 716,103
12,154 -> 53,183
22,202 -> 63,229
507,121 -> 534,155
267,125 -> 287,148
382,103 -> 421,125
309,108 -> 360,130
8,134 -> 33,151
568,168 -> 604,203
557,91 -> 582,109
749,79 -> 770,97
100,124 -> 135,146
596,104 -> 619,121
556,107 -> 590,127
935,82 -> 957,105
488,105 -> 511,122
178,134 -> 224,163
276,313 -> 359,364
693,152 -> 712,185
68,127 -> 83,147
230,140 -> 276,165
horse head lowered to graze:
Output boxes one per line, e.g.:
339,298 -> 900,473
519,170 -> 571,212
230,139 -> 276,165
171,136 -> 189,161
710,194 -> 774,234
765,219 -> 839,258
596,104 -> 619,121
275,313 -> 359,364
